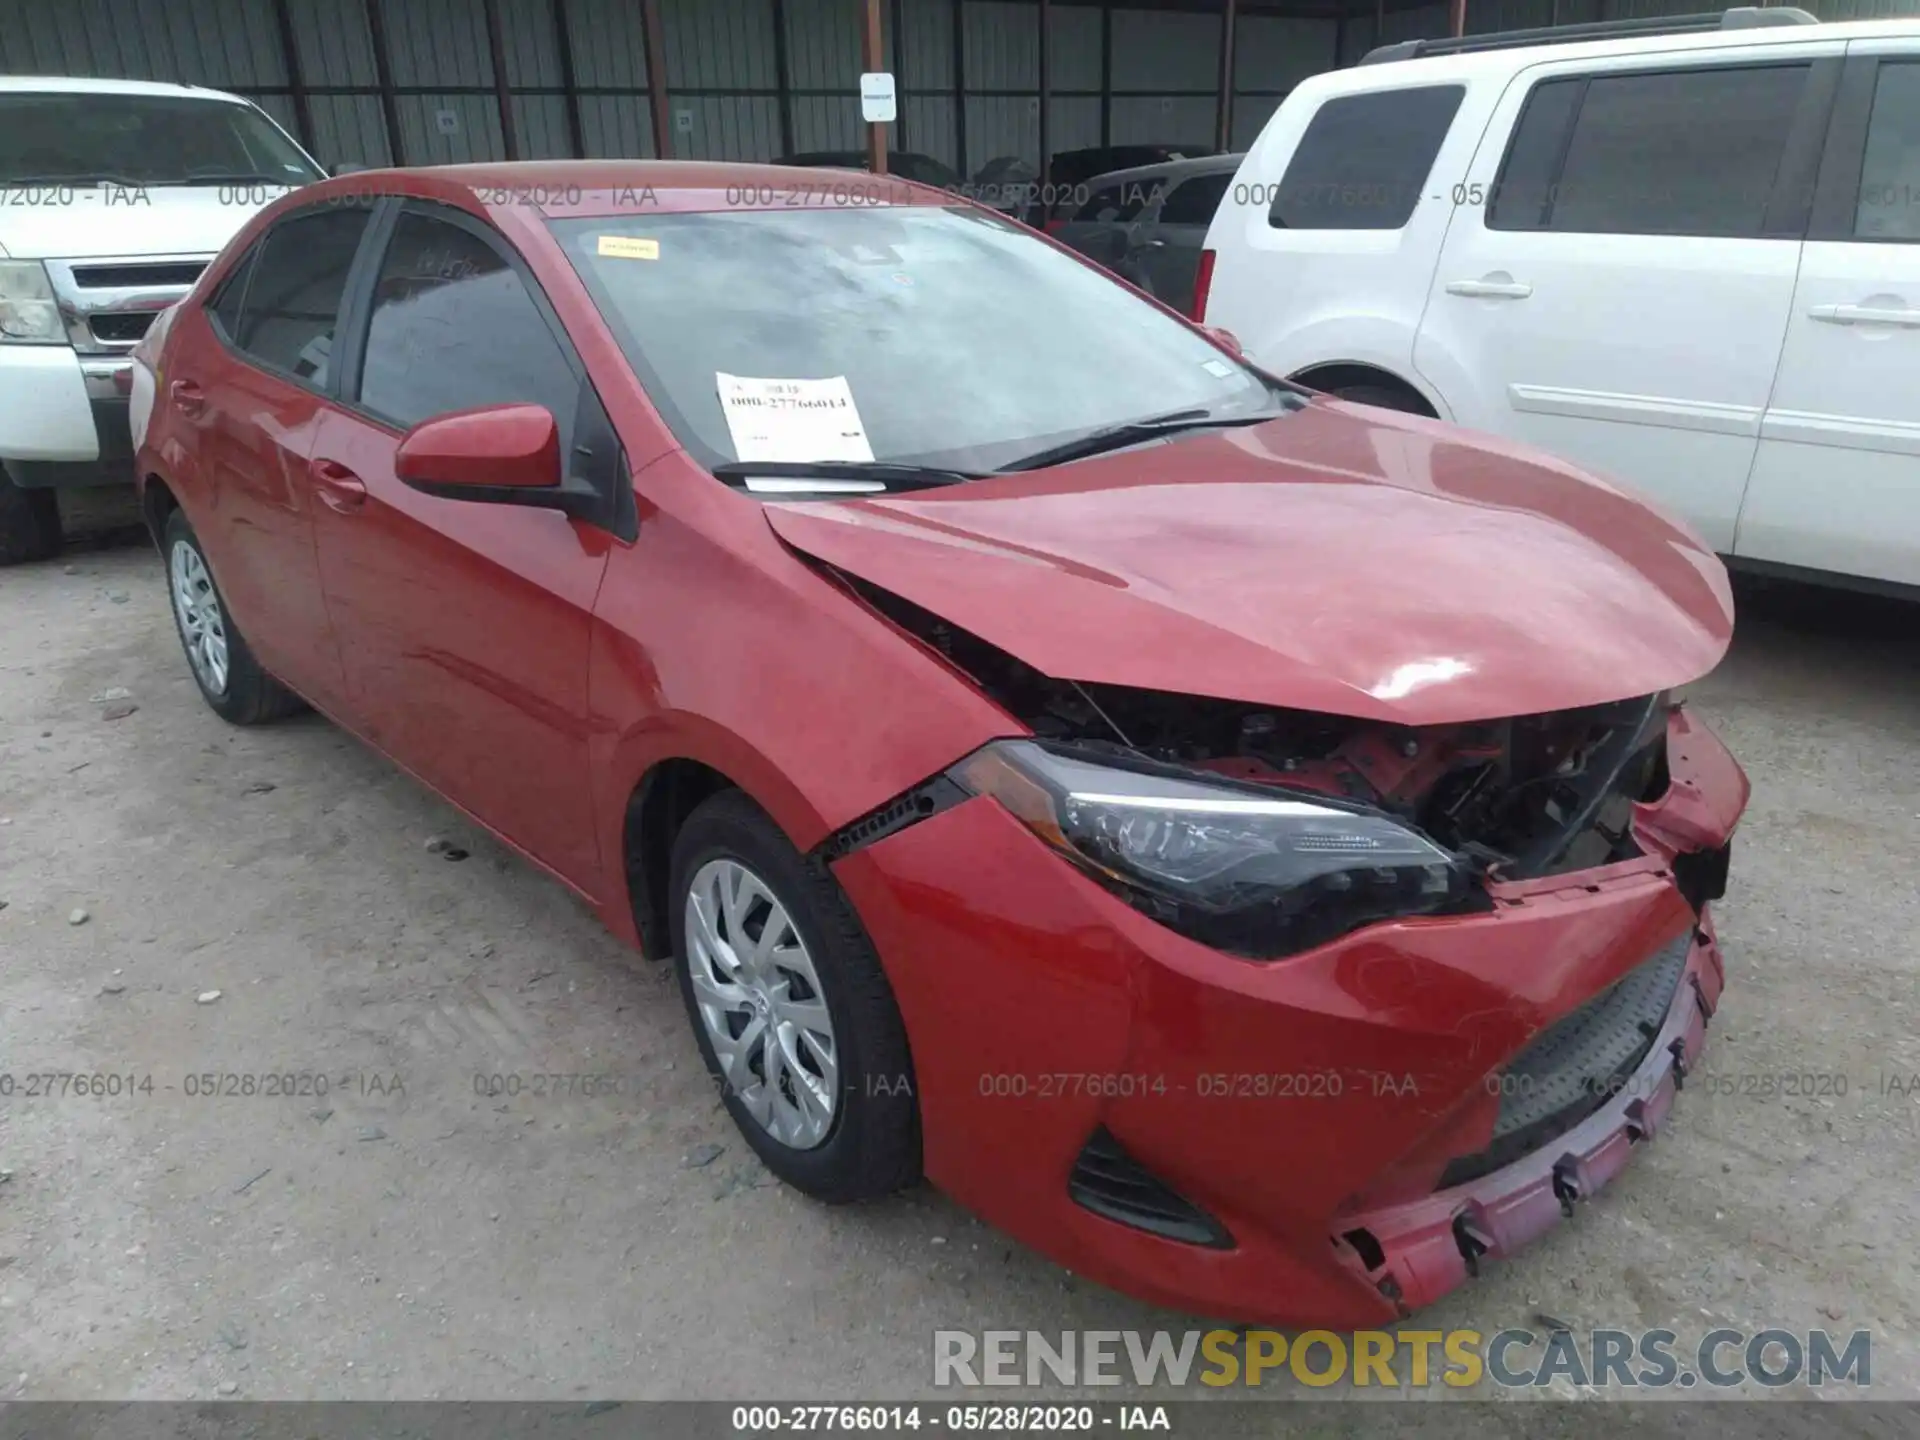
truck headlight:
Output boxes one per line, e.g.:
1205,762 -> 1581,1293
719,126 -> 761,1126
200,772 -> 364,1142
0,261 -> 67,345
951,740 -> 1471,958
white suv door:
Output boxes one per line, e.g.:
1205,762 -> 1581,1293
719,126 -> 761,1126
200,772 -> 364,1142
1413,41 -> 1844,550
1737,42 -> 1920,586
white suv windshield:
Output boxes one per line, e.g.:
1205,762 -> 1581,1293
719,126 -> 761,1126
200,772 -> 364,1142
552,206 -> 1281,474
0,93 -> 320,187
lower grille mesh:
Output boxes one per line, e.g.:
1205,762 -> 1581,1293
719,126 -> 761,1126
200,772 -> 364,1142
1438,931 -> 1692,1189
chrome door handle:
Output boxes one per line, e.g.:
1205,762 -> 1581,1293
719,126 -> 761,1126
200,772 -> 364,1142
1809,303 -> 1920,327
1446,278 -> 1533,299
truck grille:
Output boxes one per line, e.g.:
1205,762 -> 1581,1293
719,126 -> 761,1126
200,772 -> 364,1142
42,255 -> 213,355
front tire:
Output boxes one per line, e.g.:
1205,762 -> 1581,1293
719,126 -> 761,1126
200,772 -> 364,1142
0,469 -> 63,565
669,790 -> 920,1202
162,509 -> 305,725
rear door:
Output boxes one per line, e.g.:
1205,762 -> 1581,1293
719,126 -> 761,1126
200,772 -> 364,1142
1133,169 -> 1233,314
307,200 -> 621,896
1738,43 -> 1920,585
186,200 -> 375,707
1414,46 -> 1843,550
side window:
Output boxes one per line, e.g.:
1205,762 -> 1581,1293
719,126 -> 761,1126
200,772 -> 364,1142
1073,180 -> 1158,225
356,209 -> 582,440
208,243 -> 259,342
232,205 -> 371,386
1855,61 -> 1920,240
1157,172 -> 1232,228
1270,85 -> 1464,231
1495,64 -> 1808,238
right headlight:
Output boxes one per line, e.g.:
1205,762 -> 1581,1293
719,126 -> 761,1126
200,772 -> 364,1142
0,261 -> 66,345
950,740 -> 1470,959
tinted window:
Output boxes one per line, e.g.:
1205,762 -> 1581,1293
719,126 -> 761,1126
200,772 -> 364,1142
234,206 -> 371,386
1158,172 -> 1232,227
1856,62 -> 1920,240
1532,65 -> 1807,237
1072,179 -> 1159,224
1487,79 -> 1584,230
209,245 -> 258,342
1270,86 -> 1464,230
358,210 -> 581,438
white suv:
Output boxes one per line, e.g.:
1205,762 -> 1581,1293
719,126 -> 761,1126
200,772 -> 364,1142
1203,8 -> 1920,593
0,78 -> 323,563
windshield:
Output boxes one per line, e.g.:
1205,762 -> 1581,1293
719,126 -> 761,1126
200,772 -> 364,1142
0,93 -> 321,187
552,206 -> 1280,475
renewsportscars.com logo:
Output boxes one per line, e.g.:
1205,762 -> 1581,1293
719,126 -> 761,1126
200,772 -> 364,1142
933,1327 -> 1873,1391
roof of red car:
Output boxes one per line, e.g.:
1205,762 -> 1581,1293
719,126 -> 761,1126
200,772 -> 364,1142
305,159 -> 955,218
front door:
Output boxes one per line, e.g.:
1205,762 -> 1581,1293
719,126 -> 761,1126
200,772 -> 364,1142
308,202 -> 616,896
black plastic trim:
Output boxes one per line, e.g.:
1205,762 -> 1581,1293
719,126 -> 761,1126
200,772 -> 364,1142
1069,1127 -> 1234,1250
813,775 -> 968,864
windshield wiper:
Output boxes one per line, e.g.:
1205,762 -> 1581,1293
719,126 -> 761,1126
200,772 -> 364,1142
996,401 -> 1298,474
710,460 -> 982,495
169,172 -> 303,186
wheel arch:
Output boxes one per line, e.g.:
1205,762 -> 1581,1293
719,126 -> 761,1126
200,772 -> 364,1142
1288,362 -> 1441,417
613,718 -> 837,962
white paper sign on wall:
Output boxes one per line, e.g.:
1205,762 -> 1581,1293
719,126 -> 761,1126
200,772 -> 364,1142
434,108 -> 460,135
859,72 -> 897,125
674,107 -> 694,134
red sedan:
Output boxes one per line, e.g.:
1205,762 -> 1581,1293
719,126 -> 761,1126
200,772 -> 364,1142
131,161 -> 1747,1326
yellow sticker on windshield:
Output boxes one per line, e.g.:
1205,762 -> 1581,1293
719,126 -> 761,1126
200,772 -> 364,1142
597,235 -> 660,260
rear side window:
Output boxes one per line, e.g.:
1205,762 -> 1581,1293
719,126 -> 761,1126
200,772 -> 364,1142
1072,180 -> 1158,225
1270,85 -> 1464,230
1158,172 -> 1232,227
231,206 -> 371,386
1491,64 -> 1808,237
1856,61 -> 1920,240
208,244 -> 259,342
357,209 -> 581,440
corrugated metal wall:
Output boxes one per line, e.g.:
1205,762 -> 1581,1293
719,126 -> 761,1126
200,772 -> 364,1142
6,0 -> 1920,178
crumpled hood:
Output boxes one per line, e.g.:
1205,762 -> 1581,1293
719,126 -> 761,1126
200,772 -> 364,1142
764,400 -> 1734,726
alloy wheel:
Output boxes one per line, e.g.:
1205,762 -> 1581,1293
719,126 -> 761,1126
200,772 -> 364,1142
684,857 -> 841,1149
170,539 -> 230,695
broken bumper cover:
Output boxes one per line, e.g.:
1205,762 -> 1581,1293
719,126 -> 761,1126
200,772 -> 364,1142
830,707 -> 1746,1327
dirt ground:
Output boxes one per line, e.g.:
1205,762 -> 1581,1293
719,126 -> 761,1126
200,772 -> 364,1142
2,496 -> 1917,1409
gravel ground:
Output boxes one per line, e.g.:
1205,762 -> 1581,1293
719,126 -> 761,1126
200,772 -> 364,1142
1,500 -> 1916,1412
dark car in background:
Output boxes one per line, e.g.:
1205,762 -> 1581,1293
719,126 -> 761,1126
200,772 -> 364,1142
1052,154 -> 1240,317
1028,143 -> 1215,229
774,150 -> 962,190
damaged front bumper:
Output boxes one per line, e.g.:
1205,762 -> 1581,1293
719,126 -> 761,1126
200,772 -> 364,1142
830,704 -> 1747,1326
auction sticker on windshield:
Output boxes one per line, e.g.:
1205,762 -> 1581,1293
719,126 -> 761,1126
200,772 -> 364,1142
717,374 -> 875,463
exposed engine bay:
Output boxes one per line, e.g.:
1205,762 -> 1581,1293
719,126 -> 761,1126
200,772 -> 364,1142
846,576 -> 1672,882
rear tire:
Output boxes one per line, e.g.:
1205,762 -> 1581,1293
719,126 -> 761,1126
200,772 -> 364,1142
1329,382 -> 1433,416
162,509 -> 306,725
669,789 -> 920,1203
0,469 -> 64,566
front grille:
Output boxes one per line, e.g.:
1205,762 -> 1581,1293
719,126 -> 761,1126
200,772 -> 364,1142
70,261 -> 206,289
1068,1127 -> 1234,1249
1437,931 -> 1691,1189
89,313 -> 156,344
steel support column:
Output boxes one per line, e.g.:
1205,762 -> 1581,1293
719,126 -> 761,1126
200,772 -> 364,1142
862,0 -> 888,173
641,0 -> 673,158
1215,0 -> 1238,152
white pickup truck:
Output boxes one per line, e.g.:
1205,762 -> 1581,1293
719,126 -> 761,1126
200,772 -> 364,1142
0,77 -> 325,563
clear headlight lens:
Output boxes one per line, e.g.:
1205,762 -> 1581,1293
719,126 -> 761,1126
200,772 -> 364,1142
951,740 -> 1469,958
0,261 -> 66,345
